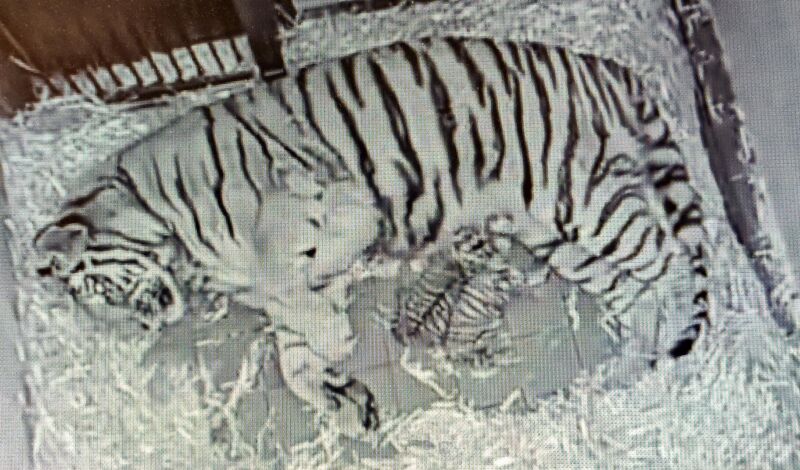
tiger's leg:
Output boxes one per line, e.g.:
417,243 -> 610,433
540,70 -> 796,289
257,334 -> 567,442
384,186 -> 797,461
273,326 -> 379,437
262,284 -> 380,436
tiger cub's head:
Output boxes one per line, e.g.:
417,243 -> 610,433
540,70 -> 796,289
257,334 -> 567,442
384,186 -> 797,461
32,224 -> 185,331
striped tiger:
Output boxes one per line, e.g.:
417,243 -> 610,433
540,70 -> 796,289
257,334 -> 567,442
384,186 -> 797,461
391,216 -> 524,365
32,36 -> 711,436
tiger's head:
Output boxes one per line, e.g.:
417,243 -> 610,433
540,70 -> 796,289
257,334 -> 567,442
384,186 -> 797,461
32,223 -> 185,331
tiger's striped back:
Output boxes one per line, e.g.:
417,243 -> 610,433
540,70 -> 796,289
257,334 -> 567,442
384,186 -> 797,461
259,37 -> 711,357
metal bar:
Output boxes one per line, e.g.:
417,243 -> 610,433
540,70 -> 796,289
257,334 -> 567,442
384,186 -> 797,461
671,0 -> 800,332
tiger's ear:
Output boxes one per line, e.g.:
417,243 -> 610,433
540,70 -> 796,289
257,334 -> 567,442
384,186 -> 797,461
33,222 -> 89,254
31,223 -> 90,278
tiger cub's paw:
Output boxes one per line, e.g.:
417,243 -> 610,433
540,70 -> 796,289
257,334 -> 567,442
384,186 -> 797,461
322,372 -> 380,437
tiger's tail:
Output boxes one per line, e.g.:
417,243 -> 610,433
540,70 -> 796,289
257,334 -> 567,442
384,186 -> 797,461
641,129 -> 711,360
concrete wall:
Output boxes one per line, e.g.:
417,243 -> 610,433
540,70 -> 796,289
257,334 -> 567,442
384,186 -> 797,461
0,190 -> 28,469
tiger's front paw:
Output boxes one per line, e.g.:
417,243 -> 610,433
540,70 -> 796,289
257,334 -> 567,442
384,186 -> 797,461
322,374 -> 379,436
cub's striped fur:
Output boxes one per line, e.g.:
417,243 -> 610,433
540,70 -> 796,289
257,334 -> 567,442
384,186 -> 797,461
391,217 -> 524,367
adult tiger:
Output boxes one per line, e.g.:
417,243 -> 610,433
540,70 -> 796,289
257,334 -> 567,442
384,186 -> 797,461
32,36 -> 711,436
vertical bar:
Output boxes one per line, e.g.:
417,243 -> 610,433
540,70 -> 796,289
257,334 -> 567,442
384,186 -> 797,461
231,0 -> 286,79
671,0 -> 800,332
0,16 -> 48,111
0,53 -> 36,116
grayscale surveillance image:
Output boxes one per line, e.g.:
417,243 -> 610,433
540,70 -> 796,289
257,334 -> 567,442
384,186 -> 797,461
1,0 -> 799,468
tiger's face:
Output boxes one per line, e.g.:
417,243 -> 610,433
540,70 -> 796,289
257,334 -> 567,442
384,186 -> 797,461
33,224 -> 185,331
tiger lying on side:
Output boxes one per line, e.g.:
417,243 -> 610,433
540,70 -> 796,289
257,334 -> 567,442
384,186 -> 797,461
33,36 -> 711,437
